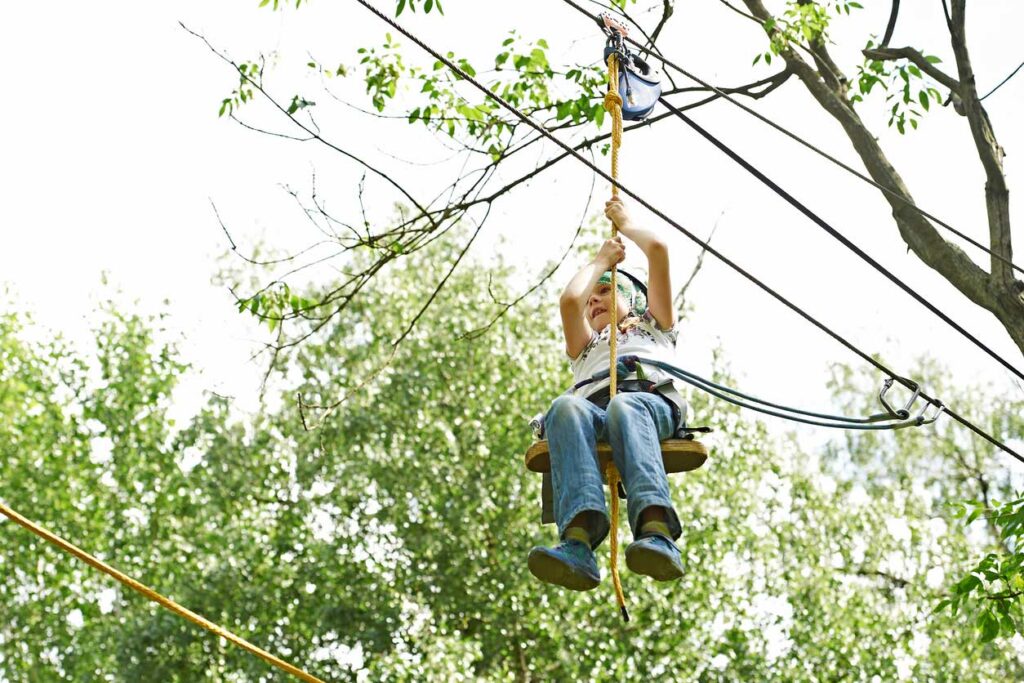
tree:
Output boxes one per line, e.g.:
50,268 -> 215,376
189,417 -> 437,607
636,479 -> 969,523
3,238 -> 1024,679
740,0 -> 1023,355
200,0 -> 1022,361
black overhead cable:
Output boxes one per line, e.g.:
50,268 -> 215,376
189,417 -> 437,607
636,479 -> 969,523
559,0 -> 1024,278
349,0 -> 1023,464
880,0 -> 900,48
657,96 -> 1024,384
981,59 -> 1024,101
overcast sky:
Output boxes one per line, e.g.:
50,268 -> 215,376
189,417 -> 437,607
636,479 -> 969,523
2,0 -> 1021,448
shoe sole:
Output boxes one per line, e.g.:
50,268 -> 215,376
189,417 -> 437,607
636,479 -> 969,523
528,550 -> 600,591
625,544 -> 684,582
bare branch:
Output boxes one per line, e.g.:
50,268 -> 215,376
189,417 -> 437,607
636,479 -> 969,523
675,212 -> 722,312
649,1 -> 675,47
985,590 -> 1024,601
211,200 -> 337,267
181,22 -> 441,235
717,0 -> 760,25
460,150 -> 598,341
298,344 -> 400,431
853,568 -> 910,589
229,113 -> 314,142
947,1 -> 1016,288
391,203 -> 491,348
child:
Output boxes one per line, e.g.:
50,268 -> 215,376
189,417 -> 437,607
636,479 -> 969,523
528,198 -> 688,591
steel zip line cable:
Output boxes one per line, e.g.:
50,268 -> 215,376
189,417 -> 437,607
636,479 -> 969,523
559,0 -> 1024,278
349,0 -> 1023,464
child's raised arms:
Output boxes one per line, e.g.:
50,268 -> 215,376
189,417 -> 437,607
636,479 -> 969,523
559,237 -> 625,359
604,199 -> 674,331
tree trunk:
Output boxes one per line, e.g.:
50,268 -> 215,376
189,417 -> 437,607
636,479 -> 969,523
739,0 -> 1024,358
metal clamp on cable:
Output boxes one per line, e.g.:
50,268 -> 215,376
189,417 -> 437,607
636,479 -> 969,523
916,399 -> 945,426
878,377 -> 921,420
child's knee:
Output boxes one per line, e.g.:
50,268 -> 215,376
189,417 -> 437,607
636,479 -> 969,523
605,392 -> 646,426
547,395 -> 589,423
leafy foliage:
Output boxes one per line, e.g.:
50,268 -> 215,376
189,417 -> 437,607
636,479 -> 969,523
343,28 -> 607,161
395,0 -> 444,16
219,61 -> 262,117
852,41 -> 944,134
4,242 -> 1024,677
940,495 -> 1024,642
753,1 -> 861,68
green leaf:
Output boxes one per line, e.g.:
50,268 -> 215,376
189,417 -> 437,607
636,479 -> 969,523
955,574 -> 982,595
980,610 -> 1000,642
396,0 -> 406,16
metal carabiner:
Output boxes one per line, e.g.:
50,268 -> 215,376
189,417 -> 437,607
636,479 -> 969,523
878,377 -> 921,420
915,399 -> 945,426
600,13 -> 630,39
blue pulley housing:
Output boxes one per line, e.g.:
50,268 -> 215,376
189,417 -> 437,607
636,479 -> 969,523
603,47 -> 662,121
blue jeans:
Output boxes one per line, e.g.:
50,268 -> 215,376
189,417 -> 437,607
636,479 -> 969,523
545,392 -> 682,548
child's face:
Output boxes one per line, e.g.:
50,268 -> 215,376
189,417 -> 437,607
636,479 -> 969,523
586,282 -> 629,330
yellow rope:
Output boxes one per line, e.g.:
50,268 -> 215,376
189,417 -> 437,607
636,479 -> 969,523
603,51 -> 629,622
0,500 -> 325,683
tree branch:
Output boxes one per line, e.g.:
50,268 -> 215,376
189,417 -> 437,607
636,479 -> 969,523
740,0 -> 1024,357
862,46 -> 961,93
675,213 -> 721,313
947,1 -> 1016,288
853,568 -> 910,589
649,0 -> 674,46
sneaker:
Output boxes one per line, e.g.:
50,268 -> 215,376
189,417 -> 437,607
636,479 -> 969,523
528,539 -> 601,591
625,533 -> 684,581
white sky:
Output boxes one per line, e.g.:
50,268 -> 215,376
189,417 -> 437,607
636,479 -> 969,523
1,1 -> 1021,446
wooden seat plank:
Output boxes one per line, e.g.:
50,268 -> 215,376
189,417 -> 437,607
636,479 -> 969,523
525,439 -> 708,475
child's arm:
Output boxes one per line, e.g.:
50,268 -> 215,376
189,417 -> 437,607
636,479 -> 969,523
605,199 -> 675,330
560,237 -> 625,358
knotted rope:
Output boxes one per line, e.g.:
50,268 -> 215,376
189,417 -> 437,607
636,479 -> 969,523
603,50 -> 629,622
